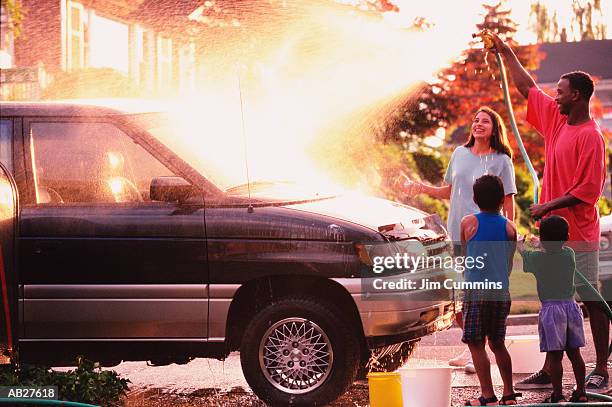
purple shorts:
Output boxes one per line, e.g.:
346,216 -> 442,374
538,300 -> 585,352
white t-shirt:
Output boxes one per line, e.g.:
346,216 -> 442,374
443,146 -> 517,241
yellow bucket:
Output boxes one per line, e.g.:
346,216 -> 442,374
367,372 -> 403,407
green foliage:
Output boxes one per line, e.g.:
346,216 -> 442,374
515,166 -> 535,230
412,194 -> 449,223
42,68 -> 139,100
3,0 -> 25,38
0,357 -> 130,406
412,152 -> 445,184
375,83 -> 454,145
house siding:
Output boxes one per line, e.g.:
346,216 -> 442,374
14,0 -> 63,73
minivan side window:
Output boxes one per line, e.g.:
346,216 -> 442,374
0,120 -> 12,173
29,122 -> 175,204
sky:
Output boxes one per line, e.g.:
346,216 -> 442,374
392,0 -> 611,45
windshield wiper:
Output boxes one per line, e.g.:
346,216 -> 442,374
225,180 -> 294,193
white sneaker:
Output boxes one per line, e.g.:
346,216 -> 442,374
464,362 -> 476,374
448,348 -> 472,367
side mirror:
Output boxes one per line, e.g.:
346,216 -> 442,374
150,177 -> 198,203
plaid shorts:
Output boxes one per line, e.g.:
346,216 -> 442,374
462,290 -> 511,343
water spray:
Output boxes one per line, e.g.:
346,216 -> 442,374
472,30 -> 612,404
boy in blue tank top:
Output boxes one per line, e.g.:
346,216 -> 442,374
461,175 -> 520,406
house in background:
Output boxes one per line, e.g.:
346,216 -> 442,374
0,0 -> 204,99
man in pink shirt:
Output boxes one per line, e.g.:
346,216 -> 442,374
491,33 -> 609,394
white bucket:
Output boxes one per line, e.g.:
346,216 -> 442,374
399,366 -> 452,407
505,334 -> 545,373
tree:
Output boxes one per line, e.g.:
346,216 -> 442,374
382,2 -> 543,164
42,68 -> 138,99
372,1 -> 544,227
527,0 -> 607,42
1,0 -> 25,38
530,2 -> 556,42
572,0 -> 607,40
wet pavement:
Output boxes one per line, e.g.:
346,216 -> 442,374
120,321 -> 611,406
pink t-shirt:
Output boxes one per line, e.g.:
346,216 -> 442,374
527,87 -> 606,251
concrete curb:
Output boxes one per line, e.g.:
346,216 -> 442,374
506,313 -> 538,326
507,303 -> 590,325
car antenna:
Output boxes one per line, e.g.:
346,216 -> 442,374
237,69 -> 254,213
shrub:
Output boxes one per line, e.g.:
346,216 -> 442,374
42,68 -> 138,100
0,356 -> 130,406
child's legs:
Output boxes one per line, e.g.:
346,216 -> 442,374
488,339 -> 514,396
483,296 -> 513,395
462,291 -> 500,397
467,340 -> 495,397
546,351 -> 564,397
566,348 -> 586,393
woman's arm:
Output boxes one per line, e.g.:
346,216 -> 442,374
503,194 -> 515,222
417,183 -> 452,200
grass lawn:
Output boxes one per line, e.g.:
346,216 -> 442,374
509,254 -> 540,314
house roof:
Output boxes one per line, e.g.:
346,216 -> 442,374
532,39 -> 612,83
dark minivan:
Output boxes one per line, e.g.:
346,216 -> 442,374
0,101 -> 454,406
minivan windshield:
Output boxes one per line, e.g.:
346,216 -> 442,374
130,112 -> 338,201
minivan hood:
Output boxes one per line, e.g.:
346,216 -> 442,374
285,194 -> 442,239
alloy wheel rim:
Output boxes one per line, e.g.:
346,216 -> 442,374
259,317 -> 333,394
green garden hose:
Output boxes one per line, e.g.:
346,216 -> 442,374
493,51 -> 540,206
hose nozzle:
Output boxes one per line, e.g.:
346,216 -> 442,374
472,30 -> 495,49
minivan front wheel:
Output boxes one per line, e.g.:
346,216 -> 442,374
240,298 -> 360,406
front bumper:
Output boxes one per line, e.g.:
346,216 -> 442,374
360,302 -> 455,348
333,271 -> 455,349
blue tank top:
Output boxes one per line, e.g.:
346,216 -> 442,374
465,212 -> 511,291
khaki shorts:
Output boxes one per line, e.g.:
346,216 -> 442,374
575,251 -> 601,302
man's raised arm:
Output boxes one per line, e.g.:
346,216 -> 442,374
490,34 -> 536,99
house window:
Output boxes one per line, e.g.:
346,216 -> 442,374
90,14 -> 129,73
67,1 -> 85,70
157,36 -> 172,84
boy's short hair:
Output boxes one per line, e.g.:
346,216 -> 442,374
539,215 -> 569,252
473,174 -> 504,211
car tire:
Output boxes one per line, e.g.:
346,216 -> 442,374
240,297 -> 360,406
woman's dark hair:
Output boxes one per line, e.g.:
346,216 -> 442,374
464,107 -> 513,158
473,174 -> 505,212
539,215 -> 569,252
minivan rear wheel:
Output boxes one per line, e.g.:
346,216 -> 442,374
240,297 -> 360,406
